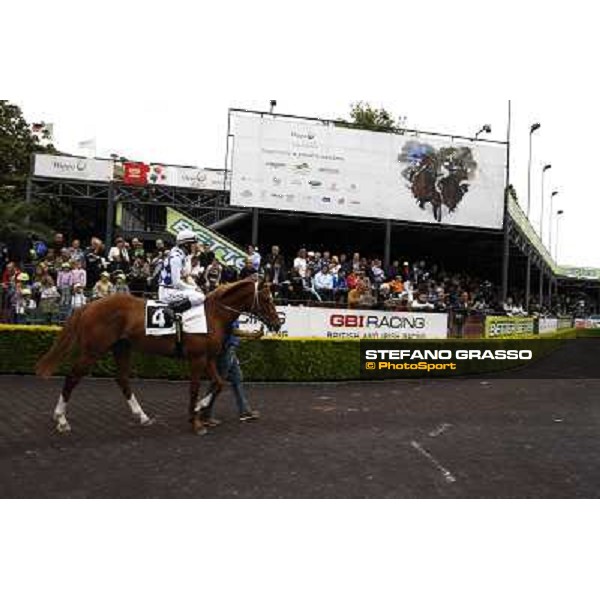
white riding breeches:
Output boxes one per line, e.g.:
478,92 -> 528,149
158,286 -> 205,308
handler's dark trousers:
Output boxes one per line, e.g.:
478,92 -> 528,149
204,346 -> 251,417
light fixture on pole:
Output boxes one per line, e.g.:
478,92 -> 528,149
555,209 -> 564,262
540,163 -> 552,239
475,124 -> 492,139
527,123 -> 541,218
549,190 -> 559,251
269,100 -> 277,114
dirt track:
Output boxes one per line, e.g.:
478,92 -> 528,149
1,359 -> 600,497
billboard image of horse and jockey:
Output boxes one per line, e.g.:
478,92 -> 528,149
229,111 -> 506,229
399,142 -> 479,223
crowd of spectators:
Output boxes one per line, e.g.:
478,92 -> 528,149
0,233 -> 593,325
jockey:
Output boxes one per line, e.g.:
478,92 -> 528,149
158,229 -> 205,313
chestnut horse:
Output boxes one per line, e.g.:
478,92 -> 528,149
36,278 -> 281,435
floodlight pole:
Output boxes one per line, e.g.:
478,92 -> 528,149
525,253 -> 531,312
501,100 -> 511,303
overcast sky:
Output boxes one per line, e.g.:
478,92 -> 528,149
3,0 -> 597,268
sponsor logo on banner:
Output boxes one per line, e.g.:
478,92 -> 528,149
485,316 -> 535,338
123,162 -> 149,185
34,154 -> 113,182
177,167 -> 229,190
238,306 -> 448,339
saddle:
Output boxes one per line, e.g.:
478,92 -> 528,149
145,300 -> 208,357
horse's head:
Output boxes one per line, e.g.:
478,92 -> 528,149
253,280 -> 282,332
216,278 -> 282,332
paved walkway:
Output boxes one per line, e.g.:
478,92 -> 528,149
1,371 -> 599,497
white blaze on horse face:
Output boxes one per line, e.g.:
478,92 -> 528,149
127,394 -> 151,425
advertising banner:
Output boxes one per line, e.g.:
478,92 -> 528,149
33,154 -> 113,182
34,154 -> 228,191
557,266 -> 600,280
238,306 -> 449,339
557,317 -> 573,330
122,162 -> 149,185
230,111 -> 506,229
537,318 -> 558,334
147,164 -> 229,190
165,207 -> 248,269
575,317 -> 600,329
485,316 -> 535,338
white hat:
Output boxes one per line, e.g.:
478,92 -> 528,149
176,230 -> 198,245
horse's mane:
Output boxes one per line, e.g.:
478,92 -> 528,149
208,277 -> 255,302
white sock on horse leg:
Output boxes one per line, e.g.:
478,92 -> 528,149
127,394 -> 151,425
196,393 -> 213,413
54,394 -> 67,418
54,394 -> 71,431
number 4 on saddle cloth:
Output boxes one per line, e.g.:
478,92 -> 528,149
145,300 -> 208,336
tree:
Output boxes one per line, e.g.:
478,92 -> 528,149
0,100 -> 57,241
347,101 -> 400,132
0,101 -> 53,200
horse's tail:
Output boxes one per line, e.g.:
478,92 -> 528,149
36,307 -> 85,378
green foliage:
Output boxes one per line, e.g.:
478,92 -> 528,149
0,325 -> 579,382
0,100 -> 58,240
0,101 -> 54,196
347,101 -> 399,132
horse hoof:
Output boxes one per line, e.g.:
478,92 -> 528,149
140,417 -> 154,427
192,417 -> 208,436
56,421 -> 71,434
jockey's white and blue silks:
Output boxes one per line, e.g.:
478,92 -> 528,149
158,246 -> 205,307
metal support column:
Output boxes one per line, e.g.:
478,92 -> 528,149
105,182 -> 116,248
251,208 -> 259,246
548,276 -> 552,308
384,220 -> 391,269
525,254 -> 531,311
538,268 -> 544,309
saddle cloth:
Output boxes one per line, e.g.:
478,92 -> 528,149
145,300 -> 207,336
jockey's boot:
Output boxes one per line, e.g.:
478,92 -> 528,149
169,297 -> 192,313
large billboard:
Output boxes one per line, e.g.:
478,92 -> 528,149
229,111 -> 506,229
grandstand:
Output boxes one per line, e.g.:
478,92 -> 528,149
21,108 -> 600,316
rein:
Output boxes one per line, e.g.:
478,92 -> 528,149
213,280 -> 265,324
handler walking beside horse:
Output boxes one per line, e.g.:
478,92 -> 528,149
200,318 -> 264,427
36,278 -> 281,435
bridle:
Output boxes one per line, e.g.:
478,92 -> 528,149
214,279 -> 272,327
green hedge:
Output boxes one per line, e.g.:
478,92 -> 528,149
0,325 -> 580,382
